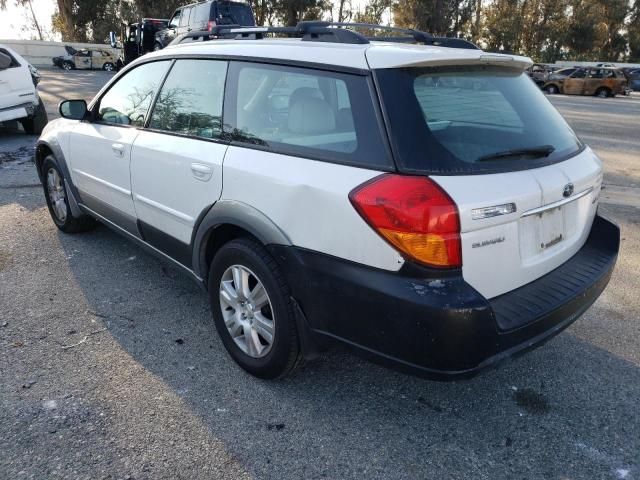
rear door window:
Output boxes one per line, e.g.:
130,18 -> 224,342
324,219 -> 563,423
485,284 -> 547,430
225,62 -> 391,169
149,59 -> 227,140
375,66 -> 582,174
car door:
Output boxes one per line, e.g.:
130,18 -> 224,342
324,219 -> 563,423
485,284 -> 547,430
562,69 -> 587,94
583,68 -> 604,95
164,9 -> 182,45
90,50 -> 104,70
67,60 -> 172,235
130,59 -> 228,265
373,64 -> 600,300
75,50 -> 91,70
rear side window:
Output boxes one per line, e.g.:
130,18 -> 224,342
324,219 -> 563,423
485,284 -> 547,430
225,62 -> 391,169
149,59 -> 227,139
375,66 -> 582,175
194,3 -> 211,25
98,61 -> 171,126
0,48 -> 20,68
216,2 -> 255,25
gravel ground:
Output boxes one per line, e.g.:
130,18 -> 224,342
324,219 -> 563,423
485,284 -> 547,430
1,69 -> 639,480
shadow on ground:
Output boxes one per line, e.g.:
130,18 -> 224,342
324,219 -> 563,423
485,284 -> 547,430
54,216 -> 640,479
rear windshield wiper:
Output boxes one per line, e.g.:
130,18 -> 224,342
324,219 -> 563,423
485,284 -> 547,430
477,145 -> 555,162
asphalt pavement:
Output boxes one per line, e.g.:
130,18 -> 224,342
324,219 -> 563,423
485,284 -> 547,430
1,69 -> 639,480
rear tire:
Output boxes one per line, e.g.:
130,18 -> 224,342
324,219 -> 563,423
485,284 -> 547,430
103,62 -> 115,72
21,99 -> 48,135
545,85 -> 558,94
208,238 -> 302,379
41,156 -> 97,233
153,42 -> 163,51
595,87 -> 611,98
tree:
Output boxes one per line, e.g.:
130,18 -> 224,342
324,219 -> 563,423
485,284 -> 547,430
393,0 -> 474,36
353,0 -> 391,24
629,0 -> 640,62
271,0 -> 332,26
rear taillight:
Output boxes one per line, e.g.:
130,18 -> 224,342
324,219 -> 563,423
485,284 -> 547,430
208,20 -> 217,31
349,174 -> 462,268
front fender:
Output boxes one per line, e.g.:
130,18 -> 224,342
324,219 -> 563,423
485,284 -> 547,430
36,122 -> 82,217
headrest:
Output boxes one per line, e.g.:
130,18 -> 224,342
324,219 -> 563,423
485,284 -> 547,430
288,97 -> 336,135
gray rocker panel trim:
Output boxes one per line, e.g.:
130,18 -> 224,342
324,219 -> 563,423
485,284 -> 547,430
192,200 -> 292,281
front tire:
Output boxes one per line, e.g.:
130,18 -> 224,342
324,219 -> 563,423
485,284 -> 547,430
209,238 -> 302,379
595,87 -> 611,98
62,61 -> 74,71
153,42 -> 163,51
545,84 -> 558,94
41,156 -> 97,233
103,62 -> 115,72
21,99 -> 48,135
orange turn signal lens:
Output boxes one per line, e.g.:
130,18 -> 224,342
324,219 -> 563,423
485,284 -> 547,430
349,175 -> 462,268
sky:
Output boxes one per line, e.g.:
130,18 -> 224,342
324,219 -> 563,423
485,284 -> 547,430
2,0 -> 58,40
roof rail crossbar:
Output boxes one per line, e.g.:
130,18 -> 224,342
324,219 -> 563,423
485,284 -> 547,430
169,21 -> 479,50
299,21 -> 433,44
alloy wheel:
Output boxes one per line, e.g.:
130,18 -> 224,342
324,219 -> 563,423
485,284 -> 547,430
219,265 -> 275,358
47,168 -> 67,222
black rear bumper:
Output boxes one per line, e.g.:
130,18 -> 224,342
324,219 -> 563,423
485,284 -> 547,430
269,214 -> 619,380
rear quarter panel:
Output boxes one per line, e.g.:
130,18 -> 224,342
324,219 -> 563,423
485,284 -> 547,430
220,146 -> 404,271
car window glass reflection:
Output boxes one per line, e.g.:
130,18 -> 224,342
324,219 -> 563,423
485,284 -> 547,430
98,61 -> 170,127
149,59 -> 227,139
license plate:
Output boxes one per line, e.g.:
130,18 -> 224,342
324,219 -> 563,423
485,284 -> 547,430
0,107 -> 26,123
538,206 -> 565,252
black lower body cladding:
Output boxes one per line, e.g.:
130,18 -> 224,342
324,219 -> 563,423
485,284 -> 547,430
269,214 -> 620,379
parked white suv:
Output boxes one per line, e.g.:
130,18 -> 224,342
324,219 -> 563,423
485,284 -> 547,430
0,44 -> 48,134
35,23 -> 619,380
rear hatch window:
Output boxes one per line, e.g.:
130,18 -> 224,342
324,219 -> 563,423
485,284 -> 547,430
375,65 -> 582,175
216,1 -> 255,26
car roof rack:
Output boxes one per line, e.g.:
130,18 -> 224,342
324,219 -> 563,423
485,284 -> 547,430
170,21 -> 479,50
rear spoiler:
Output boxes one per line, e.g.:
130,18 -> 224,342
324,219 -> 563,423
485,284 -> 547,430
366,49 -> 533,71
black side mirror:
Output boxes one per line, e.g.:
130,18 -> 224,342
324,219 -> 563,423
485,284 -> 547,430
0,52 -> 11,70
59,99 -> 88,120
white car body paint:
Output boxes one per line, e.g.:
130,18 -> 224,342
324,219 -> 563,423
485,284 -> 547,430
45,37 -> 604,300
67,122 -> 139,219
130,130 -> 227,244
0,44 -> 38,120
433,147 -> 602,299
221,146 -> 405,270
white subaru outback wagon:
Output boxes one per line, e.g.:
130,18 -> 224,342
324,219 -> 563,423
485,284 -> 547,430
35,22 -> 619,380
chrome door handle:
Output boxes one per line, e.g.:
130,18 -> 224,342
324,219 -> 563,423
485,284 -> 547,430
191,163 -> 213,181
111,143 -> 124,158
